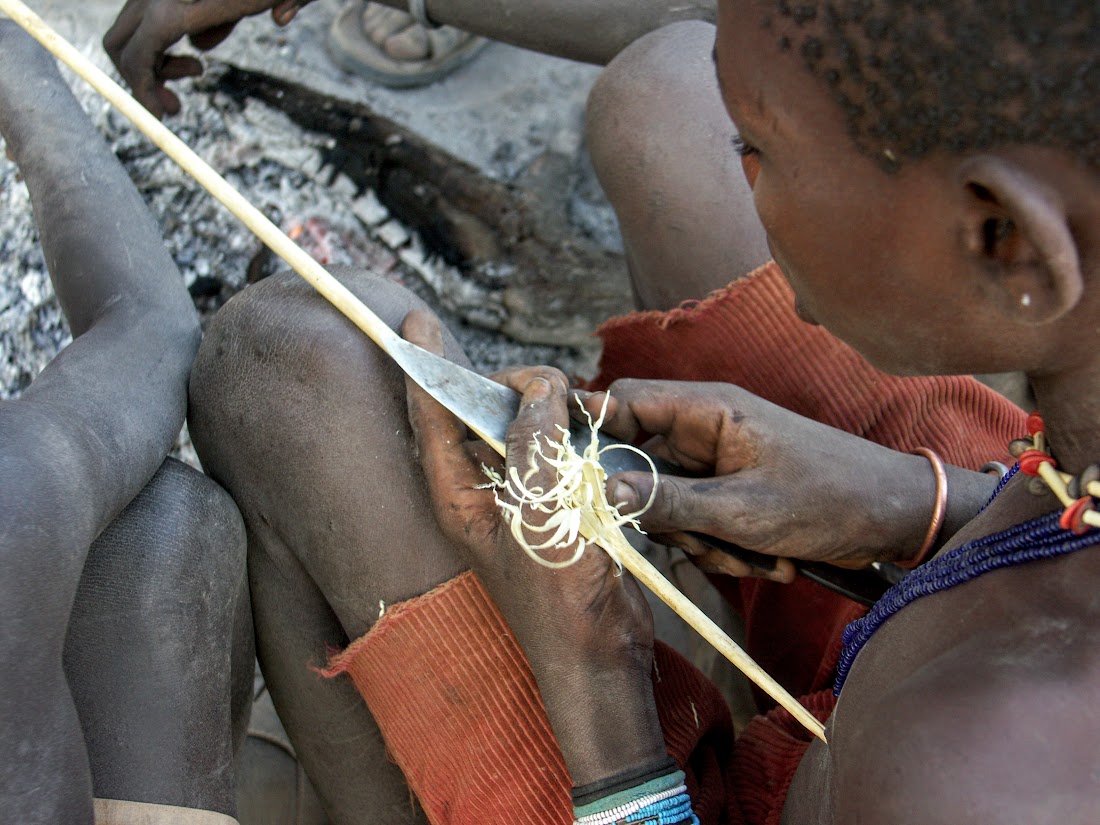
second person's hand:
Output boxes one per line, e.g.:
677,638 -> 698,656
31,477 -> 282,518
104,0 -> 314,117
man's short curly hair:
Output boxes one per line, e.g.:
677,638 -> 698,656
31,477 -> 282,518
764,1 -> 1100,172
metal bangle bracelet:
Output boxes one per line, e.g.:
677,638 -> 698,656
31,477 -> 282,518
896,446 -> 949,570
409,0 -> 441,29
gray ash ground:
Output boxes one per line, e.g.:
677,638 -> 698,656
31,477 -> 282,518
0,67 -> 594,418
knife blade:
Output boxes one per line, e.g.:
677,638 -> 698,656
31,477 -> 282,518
394,338 -> 895,605
389,336 -> 780,571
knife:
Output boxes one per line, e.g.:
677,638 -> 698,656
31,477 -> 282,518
392,336 -> 890,606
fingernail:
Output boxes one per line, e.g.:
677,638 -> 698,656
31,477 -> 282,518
609,480 -> 636,509
526,377 -> 552,399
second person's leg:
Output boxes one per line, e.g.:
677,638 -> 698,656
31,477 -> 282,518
586,21 -> 769,310
64,459 -> 253,818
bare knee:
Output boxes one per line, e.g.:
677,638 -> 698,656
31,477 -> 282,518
190,268 -> 469,639
190,268 -> 466,449
67,458 -> 249,661
186,266 -> 468,565
191,268 -> 390,422
587,21 -> 719,204
64,459 -> 251,812
587,22 -> 769,308
116,458 -> 246,607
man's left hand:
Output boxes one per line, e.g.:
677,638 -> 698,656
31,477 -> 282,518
403,309 -> 667,788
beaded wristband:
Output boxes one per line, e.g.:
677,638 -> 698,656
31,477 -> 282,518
571,757 -> 678,808
896,447 -> 948,570
573,787 -> 697,825
573,771 -> 698,825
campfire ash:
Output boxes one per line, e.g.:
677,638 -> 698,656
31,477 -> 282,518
1,68 -> 596,465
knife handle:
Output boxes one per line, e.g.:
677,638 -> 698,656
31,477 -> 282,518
683,533 -> 889,606
685,532 -> 778,571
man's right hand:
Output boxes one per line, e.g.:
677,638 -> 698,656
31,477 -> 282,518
104,0 -> 313,117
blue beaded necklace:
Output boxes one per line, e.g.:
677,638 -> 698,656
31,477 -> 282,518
834,464 -> 1100,695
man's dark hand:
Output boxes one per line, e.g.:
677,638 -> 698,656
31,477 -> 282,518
583,379 -> 942,571
403,310 -> 667,787
104,0 -> 313,117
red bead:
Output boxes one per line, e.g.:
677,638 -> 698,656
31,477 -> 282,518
1059,496 -> 1095,535
1018,449 -> 1055,476
1026,413 -> 1045,437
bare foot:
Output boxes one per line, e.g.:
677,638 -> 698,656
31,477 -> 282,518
328,1 -> 489,88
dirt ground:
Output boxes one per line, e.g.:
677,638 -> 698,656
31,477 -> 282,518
1,0 -> 625,407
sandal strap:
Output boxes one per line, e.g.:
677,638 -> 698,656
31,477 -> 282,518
424,25 -> 478,56
408,0 -> 440,29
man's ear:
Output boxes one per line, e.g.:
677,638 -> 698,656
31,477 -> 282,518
956,155 -> 1082,324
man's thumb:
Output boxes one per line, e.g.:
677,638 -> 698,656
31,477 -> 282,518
608,472 -> 709,533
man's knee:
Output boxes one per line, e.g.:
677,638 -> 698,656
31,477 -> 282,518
192,268 -> 449,421
134,458 -> 246,599
189,267 -> 468,476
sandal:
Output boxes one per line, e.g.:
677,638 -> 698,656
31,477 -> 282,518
327,1 -> 489,89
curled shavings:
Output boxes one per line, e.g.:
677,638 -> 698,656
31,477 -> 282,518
479,394 -> 658,570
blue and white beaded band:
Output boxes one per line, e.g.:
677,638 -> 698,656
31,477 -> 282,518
573,783 -> 698,825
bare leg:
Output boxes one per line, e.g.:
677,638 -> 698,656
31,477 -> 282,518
63,459 -> 253,816
189,268 -> 475,824
365,0 -> 717,65
586,21 -> 770,310
187,25 -> 766,824
0,556 -> 95,822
